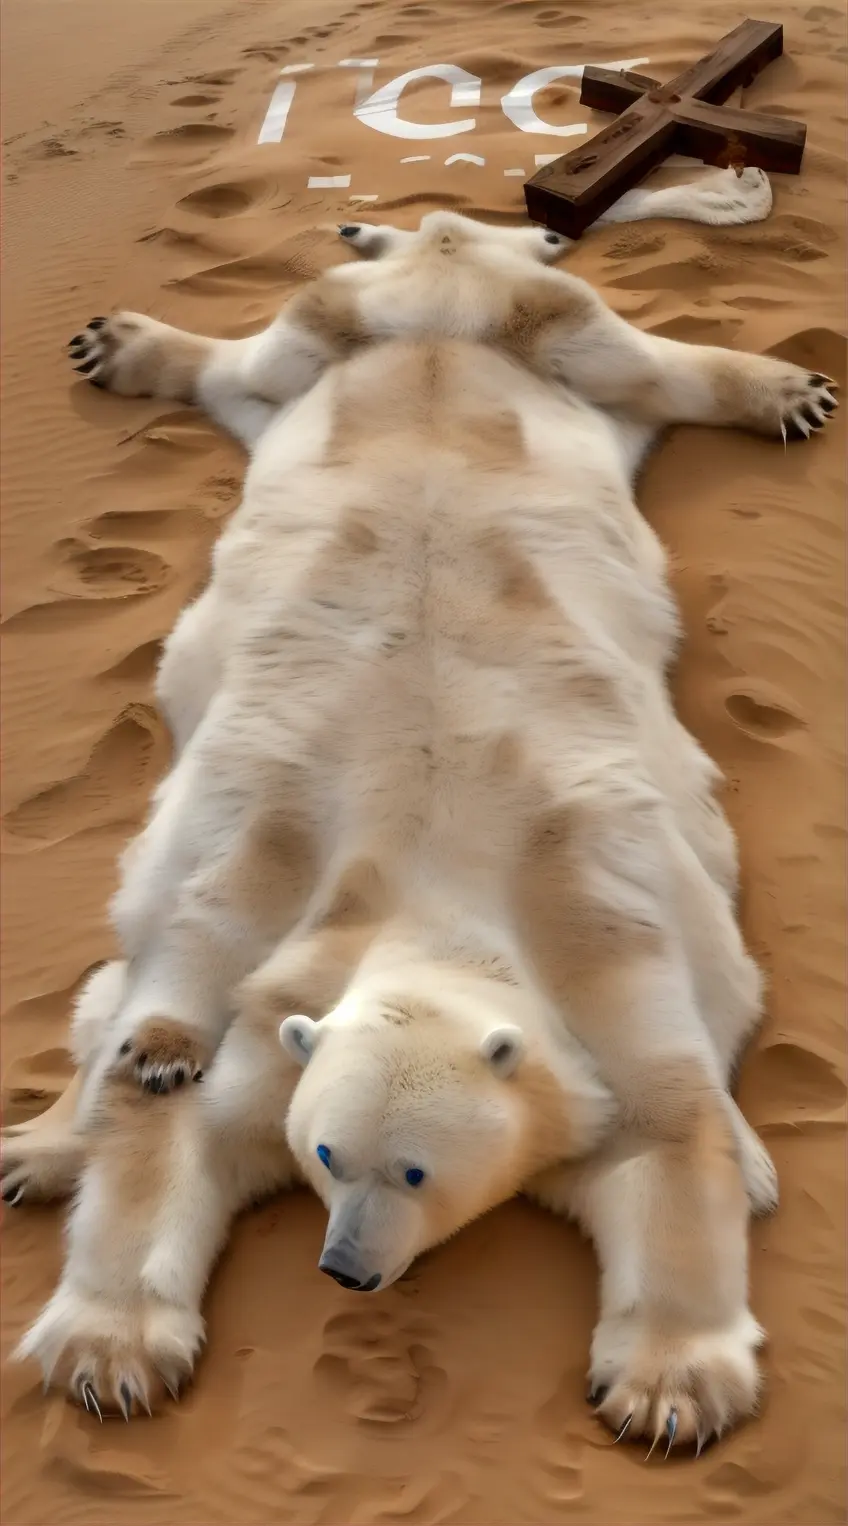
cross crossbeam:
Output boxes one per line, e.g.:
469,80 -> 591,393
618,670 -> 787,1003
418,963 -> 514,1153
524,19 -> 806,238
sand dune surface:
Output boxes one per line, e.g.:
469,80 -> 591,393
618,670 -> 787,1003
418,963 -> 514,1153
1,0 -> 845,1520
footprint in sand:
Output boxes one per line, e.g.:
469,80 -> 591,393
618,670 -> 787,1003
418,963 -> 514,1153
28,134 -> 78,160
48,539 -> 169,599
723,686 -> 806,741
171,93 -> 221,108
196,470 -> 241,519
315,1304 -> 445,1429
79,119 -> 126,140
4,705 -> 168,846
749,1042 -> 846,1130
178,178 -> 272,218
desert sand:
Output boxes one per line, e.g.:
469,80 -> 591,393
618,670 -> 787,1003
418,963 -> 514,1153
1,0 -> 846,1521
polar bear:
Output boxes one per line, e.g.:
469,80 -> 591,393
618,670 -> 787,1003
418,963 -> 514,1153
2,169 -> 837,1453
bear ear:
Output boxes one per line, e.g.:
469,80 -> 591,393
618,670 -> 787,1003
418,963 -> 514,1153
480,1025 -> 525,1078
279,1014 -> 320,1067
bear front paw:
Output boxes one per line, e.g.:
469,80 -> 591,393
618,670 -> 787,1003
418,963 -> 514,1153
113,1017 -> 211,1094
15,1284 -> 204,1418
588,1308 -> 763,1454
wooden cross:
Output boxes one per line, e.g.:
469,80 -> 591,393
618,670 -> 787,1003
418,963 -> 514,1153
524,18 -> 806,239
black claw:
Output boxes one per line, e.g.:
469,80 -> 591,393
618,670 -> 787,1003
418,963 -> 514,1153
119,1382 -> 133,1420
147,1075 -> 163,1093
69,334 -> 85,347
820,395 -> 837,413
338,225 -> 360,237
801,404 -> 823,429
173,1068 -> 185,1088
118,1040 -> 131,1056
587,1385 -> 608,1406
784,418 -> 807,441
137,1052 -> 148,1066
68,343 -> 87,356
2,1185 -> 23,1204
88,317 -> 107,329
193,1070 -> 204,1083
74,358 -> 98,375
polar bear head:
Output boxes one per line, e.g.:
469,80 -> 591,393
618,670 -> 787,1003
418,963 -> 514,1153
280,969 -> 613,1292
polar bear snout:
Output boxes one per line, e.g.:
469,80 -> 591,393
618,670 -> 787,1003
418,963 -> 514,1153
318,1187 -> 419,1293
319,1246 -> 382,1293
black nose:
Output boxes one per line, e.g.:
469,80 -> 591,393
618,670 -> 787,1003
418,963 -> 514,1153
320,1262 -> 382,1292
321,1264 -> 362,1290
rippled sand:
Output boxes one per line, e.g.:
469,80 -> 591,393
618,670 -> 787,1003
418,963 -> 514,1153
2,0 -> 845,1520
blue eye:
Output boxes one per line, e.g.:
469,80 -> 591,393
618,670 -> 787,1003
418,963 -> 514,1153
316,1144 -> 332,1169
405,1167 -> 425,1188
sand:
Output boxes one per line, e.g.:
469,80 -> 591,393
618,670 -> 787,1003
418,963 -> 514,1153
1,0 -> 846,1520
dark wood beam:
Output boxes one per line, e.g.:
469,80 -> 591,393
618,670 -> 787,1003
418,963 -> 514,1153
579,67 -> 660,114
672,99 -> 805,175
525,19 -> 806,238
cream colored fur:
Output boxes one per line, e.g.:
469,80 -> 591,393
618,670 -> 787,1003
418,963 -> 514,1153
4,167 -> 838,1449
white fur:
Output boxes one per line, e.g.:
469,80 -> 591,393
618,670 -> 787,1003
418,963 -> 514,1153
4,173 -> 835,1440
